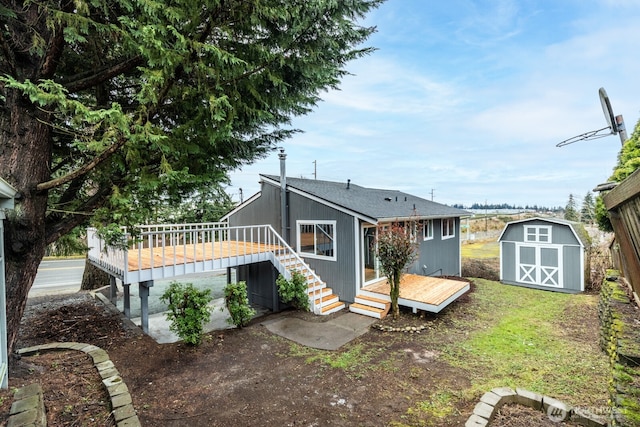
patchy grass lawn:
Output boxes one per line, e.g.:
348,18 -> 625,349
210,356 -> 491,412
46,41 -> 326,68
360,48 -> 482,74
391,279 -> 608,425
462,239 -> 500,258
275,278 -> 608,426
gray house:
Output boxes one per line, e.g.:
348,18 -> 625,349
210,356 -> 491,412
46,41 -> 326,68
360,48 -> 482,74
223,165 -> 469,314
498,217 -> 590,293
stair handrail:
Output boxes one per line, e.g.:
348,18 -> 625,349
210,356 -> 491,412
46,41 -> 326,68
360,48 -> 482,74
260,225 -> 324,315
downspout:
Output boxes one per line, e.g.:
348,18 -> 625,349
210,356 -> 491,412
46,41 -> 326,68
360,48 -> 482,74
278,148 -> 288,242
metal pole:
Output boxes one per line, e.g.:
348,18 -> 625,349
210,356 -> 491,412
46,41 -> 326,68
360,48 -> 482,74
615,115 -> 628,145
278,149 -> 287,242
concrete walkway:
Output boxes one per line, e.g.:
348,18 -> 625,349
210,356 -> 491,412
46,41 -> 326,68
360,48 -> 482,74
262,312 -> 376,351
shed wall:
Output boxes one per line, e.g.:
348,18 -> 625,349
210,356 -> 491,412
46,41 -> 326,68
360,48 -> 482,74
500,220 -> 584,292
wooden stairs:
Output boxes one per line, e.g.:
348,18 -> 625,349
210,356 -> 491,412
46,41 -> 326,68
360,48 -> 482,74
276,254 -> 345,315
349,293 -> 391,319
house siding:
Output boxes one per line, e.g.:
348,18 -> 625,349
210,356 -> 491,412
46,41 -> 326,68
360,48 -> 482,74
412,218 -> 461,277
228,184 -> 281,231
287,191 -> 358,303
227,182 -> 358,303
237,261 -> 282,311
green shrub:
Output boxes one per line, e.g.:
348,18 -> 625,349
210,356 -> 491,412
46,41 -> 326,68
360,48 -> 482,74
224,281 -> 256,328
276,271 -> 310,311
160,282 -> 213,345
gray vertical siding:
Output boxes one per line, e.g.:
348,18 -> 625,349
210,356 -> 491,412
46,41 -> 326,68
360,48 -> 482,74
412,218 -> 461,277
228,184 -> 281,231
228,182 -> 358,303
500,241 -> 516,282
287,191 -> 357,302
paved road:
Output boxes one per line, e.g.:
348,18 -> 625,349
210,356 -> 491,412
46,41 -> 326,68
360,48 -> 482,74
30,258 -> 85,297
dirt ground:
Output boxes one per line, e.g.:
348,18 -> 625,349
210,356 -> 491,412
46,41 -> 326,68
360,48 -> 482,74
0,284 -> 600,426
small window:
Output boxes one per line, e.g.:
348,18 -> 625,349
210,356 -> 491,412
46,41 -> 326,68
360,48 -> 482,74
423,219 -> 434,240
442,218 -> 455,239
524,225 -> 552,243
297,220 -> 337,261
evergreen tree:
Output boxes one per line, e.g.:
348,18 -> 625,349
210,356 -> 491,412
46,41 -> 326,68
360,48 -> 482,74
564,194 -> 579,221
580,192 -> 595,224
0,0 -> 382,356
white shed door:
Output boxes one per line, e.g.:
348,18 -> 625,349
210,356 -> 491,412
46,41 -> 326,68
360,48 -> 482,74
516,244 -> 562,288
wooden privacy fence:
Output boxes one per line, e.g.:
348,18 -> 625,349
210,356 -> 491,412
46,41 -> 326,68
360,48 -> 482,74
603,167 -> 640,303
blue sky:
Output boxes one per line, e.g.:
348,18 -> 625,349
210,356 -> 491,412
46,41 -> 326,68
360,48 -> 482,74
228,0 -> 640,208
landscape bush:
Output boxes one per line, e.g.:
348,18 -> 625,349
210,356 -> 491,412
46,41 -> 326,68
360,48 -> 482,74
160,282 -> 213,345
276,271 -> 310,311
462,258 -> 500,281
224,281 -> 256,328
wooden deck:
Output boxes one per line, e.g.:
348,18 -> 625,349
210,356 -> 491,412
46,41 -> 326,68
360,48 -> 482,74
362,274 -> 470,313
127,241 -> 282,271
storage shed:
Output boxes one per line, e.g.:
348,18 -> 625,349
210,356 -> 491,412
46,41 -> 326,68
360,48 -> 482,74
498,217 -> 590,293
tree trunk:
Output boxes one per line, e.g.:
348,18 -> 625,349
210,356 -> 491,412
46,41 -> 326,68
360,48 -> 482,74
81,258 -> 110,290
0,89 -> 52,357
390,270 -> 401,319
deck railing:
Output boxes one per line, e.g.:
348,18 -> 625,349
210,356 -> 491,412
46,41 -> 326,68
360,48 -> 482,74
86,222 -> 324,314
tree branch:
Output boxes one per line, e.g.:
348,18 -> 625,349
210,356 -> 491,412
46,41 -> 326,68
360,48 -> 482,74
36,136 -> 126,192
45,183 -> 113,245
62,55 -> 144,93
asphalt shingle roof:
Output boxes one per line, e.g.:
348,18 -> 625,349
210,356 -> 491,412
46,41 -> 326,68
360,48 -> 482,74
262,175 -> 468,221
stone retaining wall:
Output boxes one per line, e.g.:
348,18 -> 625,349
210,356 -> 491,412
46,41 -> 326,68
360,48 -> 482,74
598,272 -> 640,427
16,342 -> 140,427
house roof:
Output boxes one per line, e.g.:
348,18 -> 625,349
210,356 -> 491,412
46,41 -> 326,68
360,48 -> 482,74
261,175 -> 469,223
498,217 -> 591,247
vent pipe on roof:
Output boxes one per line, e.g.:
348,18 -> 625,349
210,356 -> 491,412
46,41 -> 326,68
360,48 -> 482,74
347,179 -> 350,189
278,148 -> 288,241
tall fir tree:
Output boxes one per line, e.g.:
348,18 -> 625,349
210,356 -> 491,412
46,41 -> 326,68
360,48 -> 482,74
580,191 -> 595,224
0,0 -> 383,355
564,194 -> 580,221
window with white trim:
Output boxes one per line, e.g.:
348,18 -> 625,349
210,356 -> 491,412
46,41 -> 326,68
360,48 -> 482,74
422,219 -> 434,240
524,225 -> 551,243
442,218 -> 455,239
297,220 -> 337,260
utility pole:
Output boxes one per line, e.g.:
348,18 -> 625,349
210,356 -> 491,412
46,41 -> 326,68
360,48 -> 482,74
430,189 -> 435,201
312,160 -> 317,179
239,188 -> 243,204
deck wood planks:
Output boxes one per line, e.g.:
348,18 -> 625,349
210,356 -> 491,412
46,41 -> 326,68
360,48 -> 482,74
364,274 -> 468,307
127,241 -> 282,271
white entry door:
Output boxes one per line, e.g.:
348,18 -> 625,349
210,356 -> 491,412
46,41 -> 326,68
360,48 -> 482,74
516,244 -> 562,288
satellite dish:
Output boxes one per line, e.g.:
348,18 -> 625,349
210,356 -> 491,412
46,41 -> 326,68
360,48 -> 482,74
599,87 -> 618,134
556,87 -> 619,147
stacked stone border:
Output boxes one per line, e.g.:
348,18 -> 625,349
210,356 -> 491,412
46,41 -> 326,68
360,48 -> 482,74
7,383 -> 46,427
465,387 -> 607,427
599,272 -> 640,426
14,342 -> 140,427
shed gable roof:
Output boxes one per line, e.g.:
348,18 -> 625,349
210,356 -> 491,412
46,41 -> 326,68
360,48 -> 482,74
498,217 -> 591,247
261,175 -> 468,222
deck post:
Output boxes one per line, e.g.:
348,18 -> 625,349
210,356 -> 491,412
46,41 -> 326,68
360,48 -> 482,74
139,280 -> 154,334
123,284 -> 131,318
109,276 -> 117,304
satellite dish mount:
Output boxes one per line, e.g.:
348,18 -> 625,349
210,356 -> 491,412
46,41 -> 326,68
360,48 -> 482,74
557,87 -> 627,147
